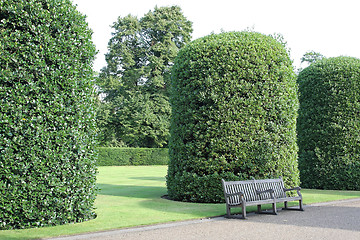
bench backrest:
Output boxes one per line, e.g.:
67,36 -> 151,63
255,178 -> 287,199
222,178 -> 286,204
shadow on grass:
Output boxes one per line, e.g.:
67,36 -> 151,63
129,176 -> 166,181
97,183 -> 167,199
96,183 -> 226,218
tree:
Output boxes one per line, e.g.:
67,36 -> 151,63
301,51 -> 325,64
297,56 -> 360,190
97,6 -> 193,148
167,32 -> 299,203
0,0 -> 97,229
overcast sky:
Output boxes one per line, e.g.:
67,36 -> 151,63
73,0 -> 360,72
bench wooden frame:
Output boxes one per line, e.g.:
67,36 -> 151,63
221,177 -> 304,219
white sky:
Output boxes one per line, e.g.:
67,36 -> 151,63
73,0 -> 360,72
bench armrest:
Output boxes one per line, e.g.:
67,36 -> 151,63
283,187 -> 301,192
224,191 -> 245,206
256,189 -> 274,195
283,187 -> 302,197
256,188 -> 276,200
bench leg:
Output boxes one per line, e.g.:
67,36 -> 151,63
299,200 -> 304,211
225,205 -> 248,219
256,204 -> 277,215
242,203 -> 247,219
282,200 -> 305,211
226,205 -> 231,218
257,205 -> 261,213
272,203 -> 277,215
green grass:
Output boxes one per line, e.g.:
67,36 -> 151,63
1,166 -> 360,240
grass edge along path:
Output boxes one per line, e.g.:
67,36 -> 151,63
1,166 -> 360,240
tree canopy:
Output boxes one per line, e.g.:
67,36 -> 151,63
97,6 -> 193,148
301,51 -> 325,64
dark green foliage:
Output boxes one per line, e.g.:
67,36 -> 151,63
298,56 -> 360,190
167,31 -> 299,203
97,6 -> 193,148
97,148 -> 169,166
0,0 -> 97,229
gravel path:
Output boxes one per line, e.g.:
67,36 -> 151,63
48,198 -> 360,240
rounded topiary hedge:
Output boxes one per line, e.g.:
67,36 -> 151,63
167,31 -> 300,203
0,0 -> 97,229
297,56 -> 360,190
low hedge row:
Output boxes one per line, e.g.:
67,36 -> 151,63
97,147 -> 169,166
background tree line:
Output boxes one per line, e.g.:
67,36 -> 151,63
95,5 -> 326,149
96,6 -> 193,148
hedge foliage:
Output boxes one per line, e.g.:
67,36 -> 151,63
97,148 -> 169,166
0,0 -> 97,229
298,56 -> 360,190
167,31 -> 300,203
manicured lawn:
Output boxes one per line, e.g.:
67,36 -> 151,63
1,166 -> 360,240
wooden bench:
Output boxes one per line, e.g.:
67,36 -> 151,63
221,177 -> 304,219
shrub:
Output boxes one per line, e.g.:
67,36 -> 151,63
0,0 -> 97,229
297,56 -> 360,190
97,148 -> 169,166
167,31 -> 299,203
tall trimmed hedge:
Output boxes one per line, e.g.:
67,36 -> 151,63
298,56 -> 360,190
0,0 -> 97,229
167,32 -> 299,203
